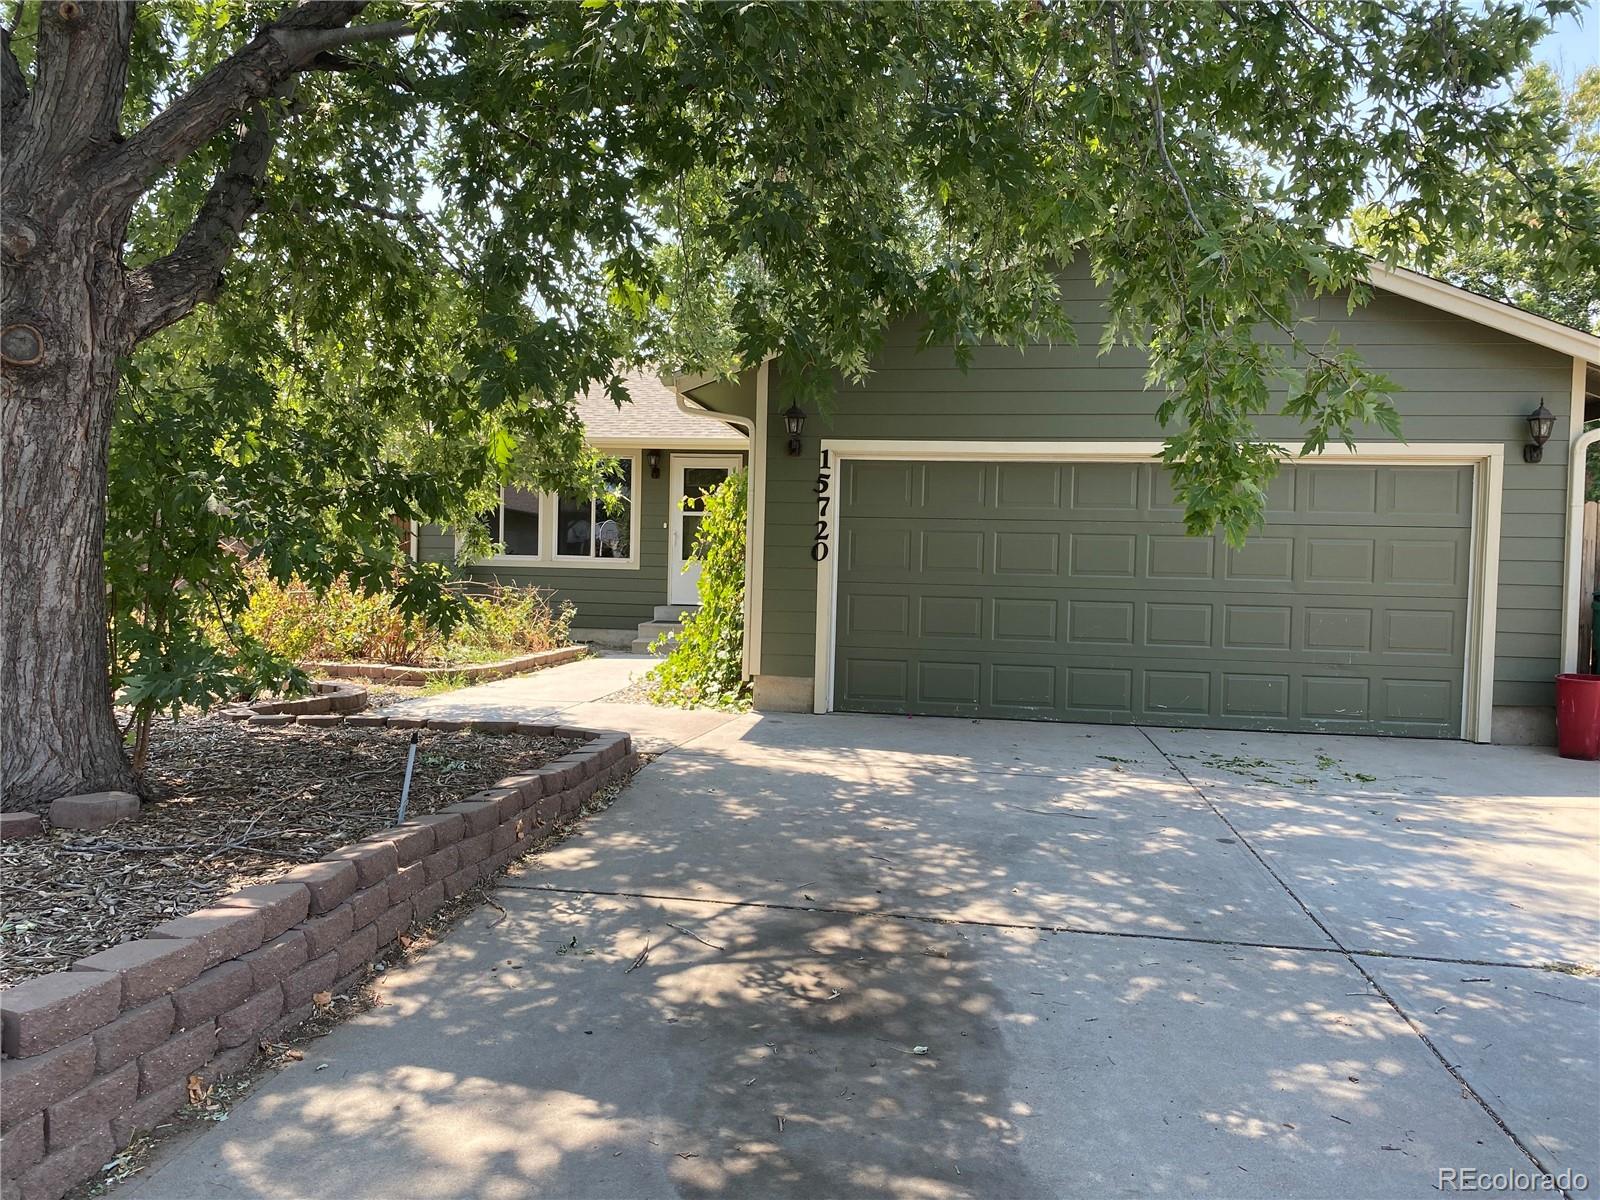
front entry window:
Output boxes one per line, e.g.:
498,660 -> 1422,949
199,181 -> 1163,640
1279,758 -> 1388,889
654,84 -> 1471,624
556,457 -> 633,560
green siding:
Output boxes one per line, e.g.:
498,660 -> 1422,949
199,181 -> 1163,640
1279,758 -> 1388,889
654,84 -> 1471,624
419,451 -> 732,630
759,260 -> 1577,712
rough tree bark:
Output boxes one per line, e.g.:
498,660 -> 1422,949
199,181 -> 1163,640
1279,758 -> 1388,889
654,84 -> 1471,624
2,3 -> 141,806
1,0 -> 390,808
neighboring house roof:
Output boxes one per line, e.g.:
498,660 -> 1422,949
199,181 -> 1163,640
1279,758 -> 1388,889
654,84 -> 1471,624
576,370 -> 745,445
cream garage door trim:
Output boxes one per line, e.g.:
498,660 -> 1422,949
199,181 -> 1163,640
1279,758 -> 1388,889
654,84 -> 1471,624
812,440 -> 1505,742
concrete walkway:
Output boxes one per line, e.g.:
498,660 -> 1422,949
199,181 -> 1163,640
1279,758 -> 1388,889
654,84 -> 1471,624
385,651 -> 742,754
125,708 -> 1599,1199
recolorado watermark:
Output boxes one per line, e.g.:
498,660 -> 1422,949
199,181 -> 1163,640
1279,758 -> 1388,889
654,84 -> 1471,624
1439,1167 -> 1588,1192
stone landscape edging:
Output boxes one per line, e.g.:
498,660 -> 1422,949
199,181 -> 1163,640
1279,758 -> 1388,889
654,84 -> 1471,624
237,679 -> 368,720
305,644 -> 585,687
0,719 -> 640,1200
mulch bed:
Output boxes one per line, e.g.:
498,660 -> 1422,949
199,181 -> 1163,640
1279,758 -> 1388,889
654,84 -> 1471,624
0,716 -> 580,988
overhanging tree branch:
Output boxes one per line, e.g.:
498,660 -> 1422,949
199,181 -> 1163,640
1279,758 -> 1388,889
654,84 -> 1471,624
122,87 -> 288,345
101,1 -> 412,204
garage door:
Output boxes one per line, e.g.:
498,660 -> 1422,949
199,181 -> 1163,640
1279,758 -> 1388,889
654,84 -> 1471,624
832,460 -> 1473,737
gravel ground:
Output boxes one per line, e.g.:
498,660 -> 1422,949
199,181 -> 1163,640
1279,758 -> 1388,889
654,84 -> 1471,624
0,717 -> 579,987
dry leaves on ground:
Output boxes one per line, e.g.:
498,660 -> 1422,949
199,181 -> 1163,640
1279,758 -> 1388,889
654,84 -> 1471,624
0,716 -> 578,986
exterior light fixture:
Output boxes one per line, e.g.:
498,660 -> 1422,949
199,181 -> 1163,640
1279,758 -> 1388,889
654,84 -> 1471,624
647,449 -> 661,479
1524,400 -> 1555,463
783,402 -> 806,456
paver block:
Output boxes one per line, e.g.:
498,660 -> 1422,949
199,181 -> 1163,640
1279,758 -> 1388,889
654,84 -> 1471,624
91,999 -> 175,1074
361,823 -> 433,866
171,962 -> 253,1030
0,1039 -> 95,1132
321,840 -> 398,889
217,988 -> 283,1049
412,881 -> 445,922
343,715 -> 388,728
494,773 -> 545,805
409,813 -> 464,848
70,938 -> 205,1008
246,713 -> 294,727
45,1061 -> 137,1151
217,883 -> 310,940
387,861 -> 425,904
276,860 -> 358,915
136,1022 -> 217,1097
282,951 -> 339,1010
109,1080 -> 184,1149
14,1125 -> 113,1200
336,924 -> 379,976
0,1111 -> 45,1173
516,721 -> 560,738
421,844 -> 459,884
299,905 -> 354,960
457,830 -> 493,867
149,907 -> 264,969
442,865 -> 479,900
238,932 -> 307,992
196,1040 -> 257,1086
348,883 -> 389,928
438,800 -> 499,838
0,811 -> 43,841
296,712 -> 344,727
374,902 -> 411,948
48,791 -> 139,832
1,971 -> 121,1058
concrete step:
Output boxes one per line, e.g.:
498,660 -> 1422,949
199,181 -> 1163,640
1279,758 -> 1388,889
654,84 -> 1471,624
632,620 -> 683,656
653,604 -> 697,622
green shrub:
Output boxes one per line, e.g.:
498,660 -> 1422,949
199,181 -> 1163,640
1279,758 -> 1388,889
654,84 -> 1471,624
238,566 -> 572,667
647,469 -> 750,709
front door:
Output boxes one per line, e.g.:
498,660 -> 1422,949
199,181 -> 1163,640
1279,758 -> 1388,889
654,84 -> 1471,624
669,454 -> 742,606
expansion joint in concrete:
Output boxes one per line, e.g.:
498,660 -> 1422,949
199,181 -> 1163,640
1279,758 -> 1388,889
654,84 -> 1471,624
1135,726 -> 1574,1200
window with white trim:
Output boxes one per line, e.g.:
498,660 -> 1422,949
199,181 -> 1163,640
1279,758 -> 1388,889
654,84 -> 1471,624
480,486 -> 541,557
475,454 -> 638,566
556,457 -> 633,560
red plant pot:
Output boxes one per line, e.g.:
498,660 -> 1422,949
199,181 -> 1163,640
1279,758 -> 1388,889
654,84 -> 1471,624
1554,673 -> 1600,761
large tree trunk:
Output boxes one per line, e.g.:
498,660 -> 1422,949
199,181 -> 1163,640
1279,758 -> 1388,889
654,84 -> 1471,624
1,0 -> 371,808
1,2 -> 140,809
2,220 -> 137,808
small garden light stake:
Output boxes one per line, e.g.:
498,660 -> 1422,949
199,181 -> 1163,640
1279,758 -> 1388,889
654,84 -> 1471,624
396,732 -> 419,823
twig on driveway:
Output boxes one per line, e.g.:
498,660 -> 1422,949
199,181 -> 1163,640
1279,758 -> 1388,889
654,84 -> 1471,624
667,921 -> 725,952
626,936 -> 651,973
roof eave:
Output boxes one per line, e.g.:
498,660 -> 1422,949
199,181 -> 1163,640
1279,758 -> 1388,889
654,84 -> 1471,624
1366,262 -> 1600,364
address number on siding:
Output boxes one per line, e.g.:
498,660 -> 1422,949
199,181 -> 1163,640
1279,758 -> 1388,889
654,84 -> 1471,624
811,448 -> 831,562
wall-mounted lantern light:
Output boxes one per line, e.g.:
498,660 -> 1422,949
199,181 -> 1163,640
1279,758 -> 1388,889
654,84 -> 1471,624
1524,400 -> 1555,463
783,403 -> 806,456
647,449 -> 661,479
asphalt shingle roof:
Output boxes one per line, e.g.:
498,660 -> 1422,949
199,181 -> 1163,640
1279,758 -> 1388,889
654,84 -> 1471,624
574,370 -> 744,443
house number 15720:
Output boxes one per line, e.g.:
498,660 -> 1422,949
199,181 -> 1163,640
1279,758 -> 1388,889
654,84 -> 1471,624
811,448 -> 831,562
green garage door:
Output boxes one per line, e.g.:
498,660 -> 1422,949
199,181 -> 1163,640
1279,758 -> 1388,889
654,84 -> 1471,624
833,460 -> 1474,738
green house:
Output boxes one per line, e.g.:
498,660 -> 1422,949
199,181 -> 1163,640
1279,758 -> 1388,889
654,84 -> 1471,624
418,372 -> 747,653
674,261 -> 1600,745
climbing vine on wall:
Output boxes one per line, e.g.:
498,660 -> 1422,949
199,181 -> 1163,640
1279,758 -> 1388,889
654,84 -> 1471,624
648,471 -> 750,710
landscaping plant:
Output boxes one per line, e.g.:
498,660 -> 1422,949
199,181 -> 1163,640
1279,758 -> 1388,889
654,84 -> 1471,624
240,572 -> 574,668
649,471 -> 750,710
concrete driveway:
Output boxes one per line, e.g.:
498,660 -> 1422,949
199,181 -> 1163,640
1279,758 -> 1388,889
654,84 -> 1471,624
126,713 -> 1599,1199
